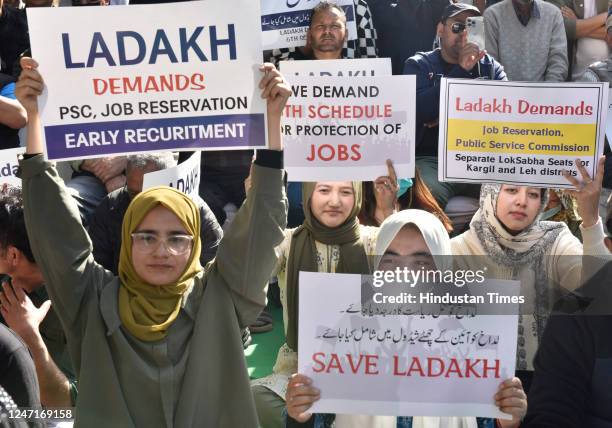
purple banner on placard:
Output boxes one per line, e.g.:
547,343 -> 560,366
45,114 -> 266,160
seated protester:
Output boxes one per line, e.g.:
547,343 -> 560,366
269,0 -> 377,64
544,0 -> 608,81
285,210 -> 527,428
450,158 -> 609,391
0,188 -> 76,407
523,260 -> 612,427
251,180 -> 378,428
367,0 -> 450,74
0,72 -> 26,149
403,3 -> 507,209
273,2 -> 357,229
89,153 -> 222,275
64,156 -> 128,228
0,0 -> 28,76
0,323 -> 40,409
359,160 -> 453,232
190,149 -> 253,227
15,57 -> 290,427
542,189 -> 582,240
484,0 -> 569,82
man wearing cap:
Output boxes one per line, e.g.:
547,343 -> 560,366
484,0 -> 568,81
403,3 -> 507,209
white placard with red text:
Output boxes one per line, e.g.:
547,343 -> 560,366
282,75 -> 415,181
298,272 -> 519,418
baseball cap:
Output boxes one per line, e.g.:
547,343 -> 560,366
441,2 -> 482,22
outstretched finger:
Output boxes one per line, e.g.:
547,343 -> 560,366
386,159 -> 398,185
594,156 -> 605,186
574,158 -> 593,184
562,169 -> 580,189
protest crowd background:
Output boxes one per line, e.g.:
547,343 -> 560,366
0,0 -> 612,427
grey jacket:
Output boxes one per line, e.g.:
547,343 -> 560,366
20,154 -> 287,427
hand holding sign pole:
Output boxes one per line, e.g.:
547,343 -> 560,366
260,63 -> 292,152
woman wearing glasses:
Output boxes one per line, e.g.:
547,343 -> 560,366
14,57 -> 291,427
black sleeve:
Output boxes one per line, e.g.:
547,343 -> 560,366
0,326 -> 40,408
254,149 -> 283,169
198,200 -> 223,265
523,313 -> 594,428
89,197 -> 117,273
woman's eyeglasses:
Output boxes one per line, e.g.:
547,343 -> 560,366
450,22 -> 467,34
131,232 -> 194,255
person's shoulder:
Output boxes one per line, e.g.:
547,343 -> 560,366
0,325 -> 27,357
102,187 -> 130,211
538,0 -> 564,14
485,0 -> 510,14
1,5 -> 26,22
404,50 -> 441,69
359,224 -> 379,238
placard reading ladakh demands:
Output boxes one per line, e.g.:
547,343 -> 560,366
27,1 -> 266,161
438,79 -> 608,187
280,58 -> 392,77
298,272 -> 519,418
261,0 -> 357,50
142,151 -> 200,199
283,75 -> 415,181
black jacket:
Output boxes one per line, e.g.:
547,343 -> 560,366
525,262 -> 612,428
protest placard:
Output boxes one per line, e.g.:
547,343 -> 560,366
298,271 -> 519,419
0,148 -> 24,187
142,151 -> 200,199
261,0 -> 357,50
280,58 -> 391,77
439,79 -> 608,187
282,75 -> 415,181
27,1 -> 266,161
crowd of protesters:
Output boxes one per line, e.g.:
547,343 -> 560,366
0,0 -> 611,427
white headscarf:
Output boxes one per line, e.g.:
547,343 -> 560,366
376,209 -> 452,271
375,211 -> 478,428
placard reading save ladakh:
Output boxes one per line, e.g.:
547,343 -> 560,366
261,0 -> 357,50
439,79 -> 608,187
298,272 -> 519,418
283,75 -> 415,181
27,1 -> 266,161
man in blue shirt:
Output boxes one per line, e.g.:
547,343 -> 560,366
403,3 -> 507,208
